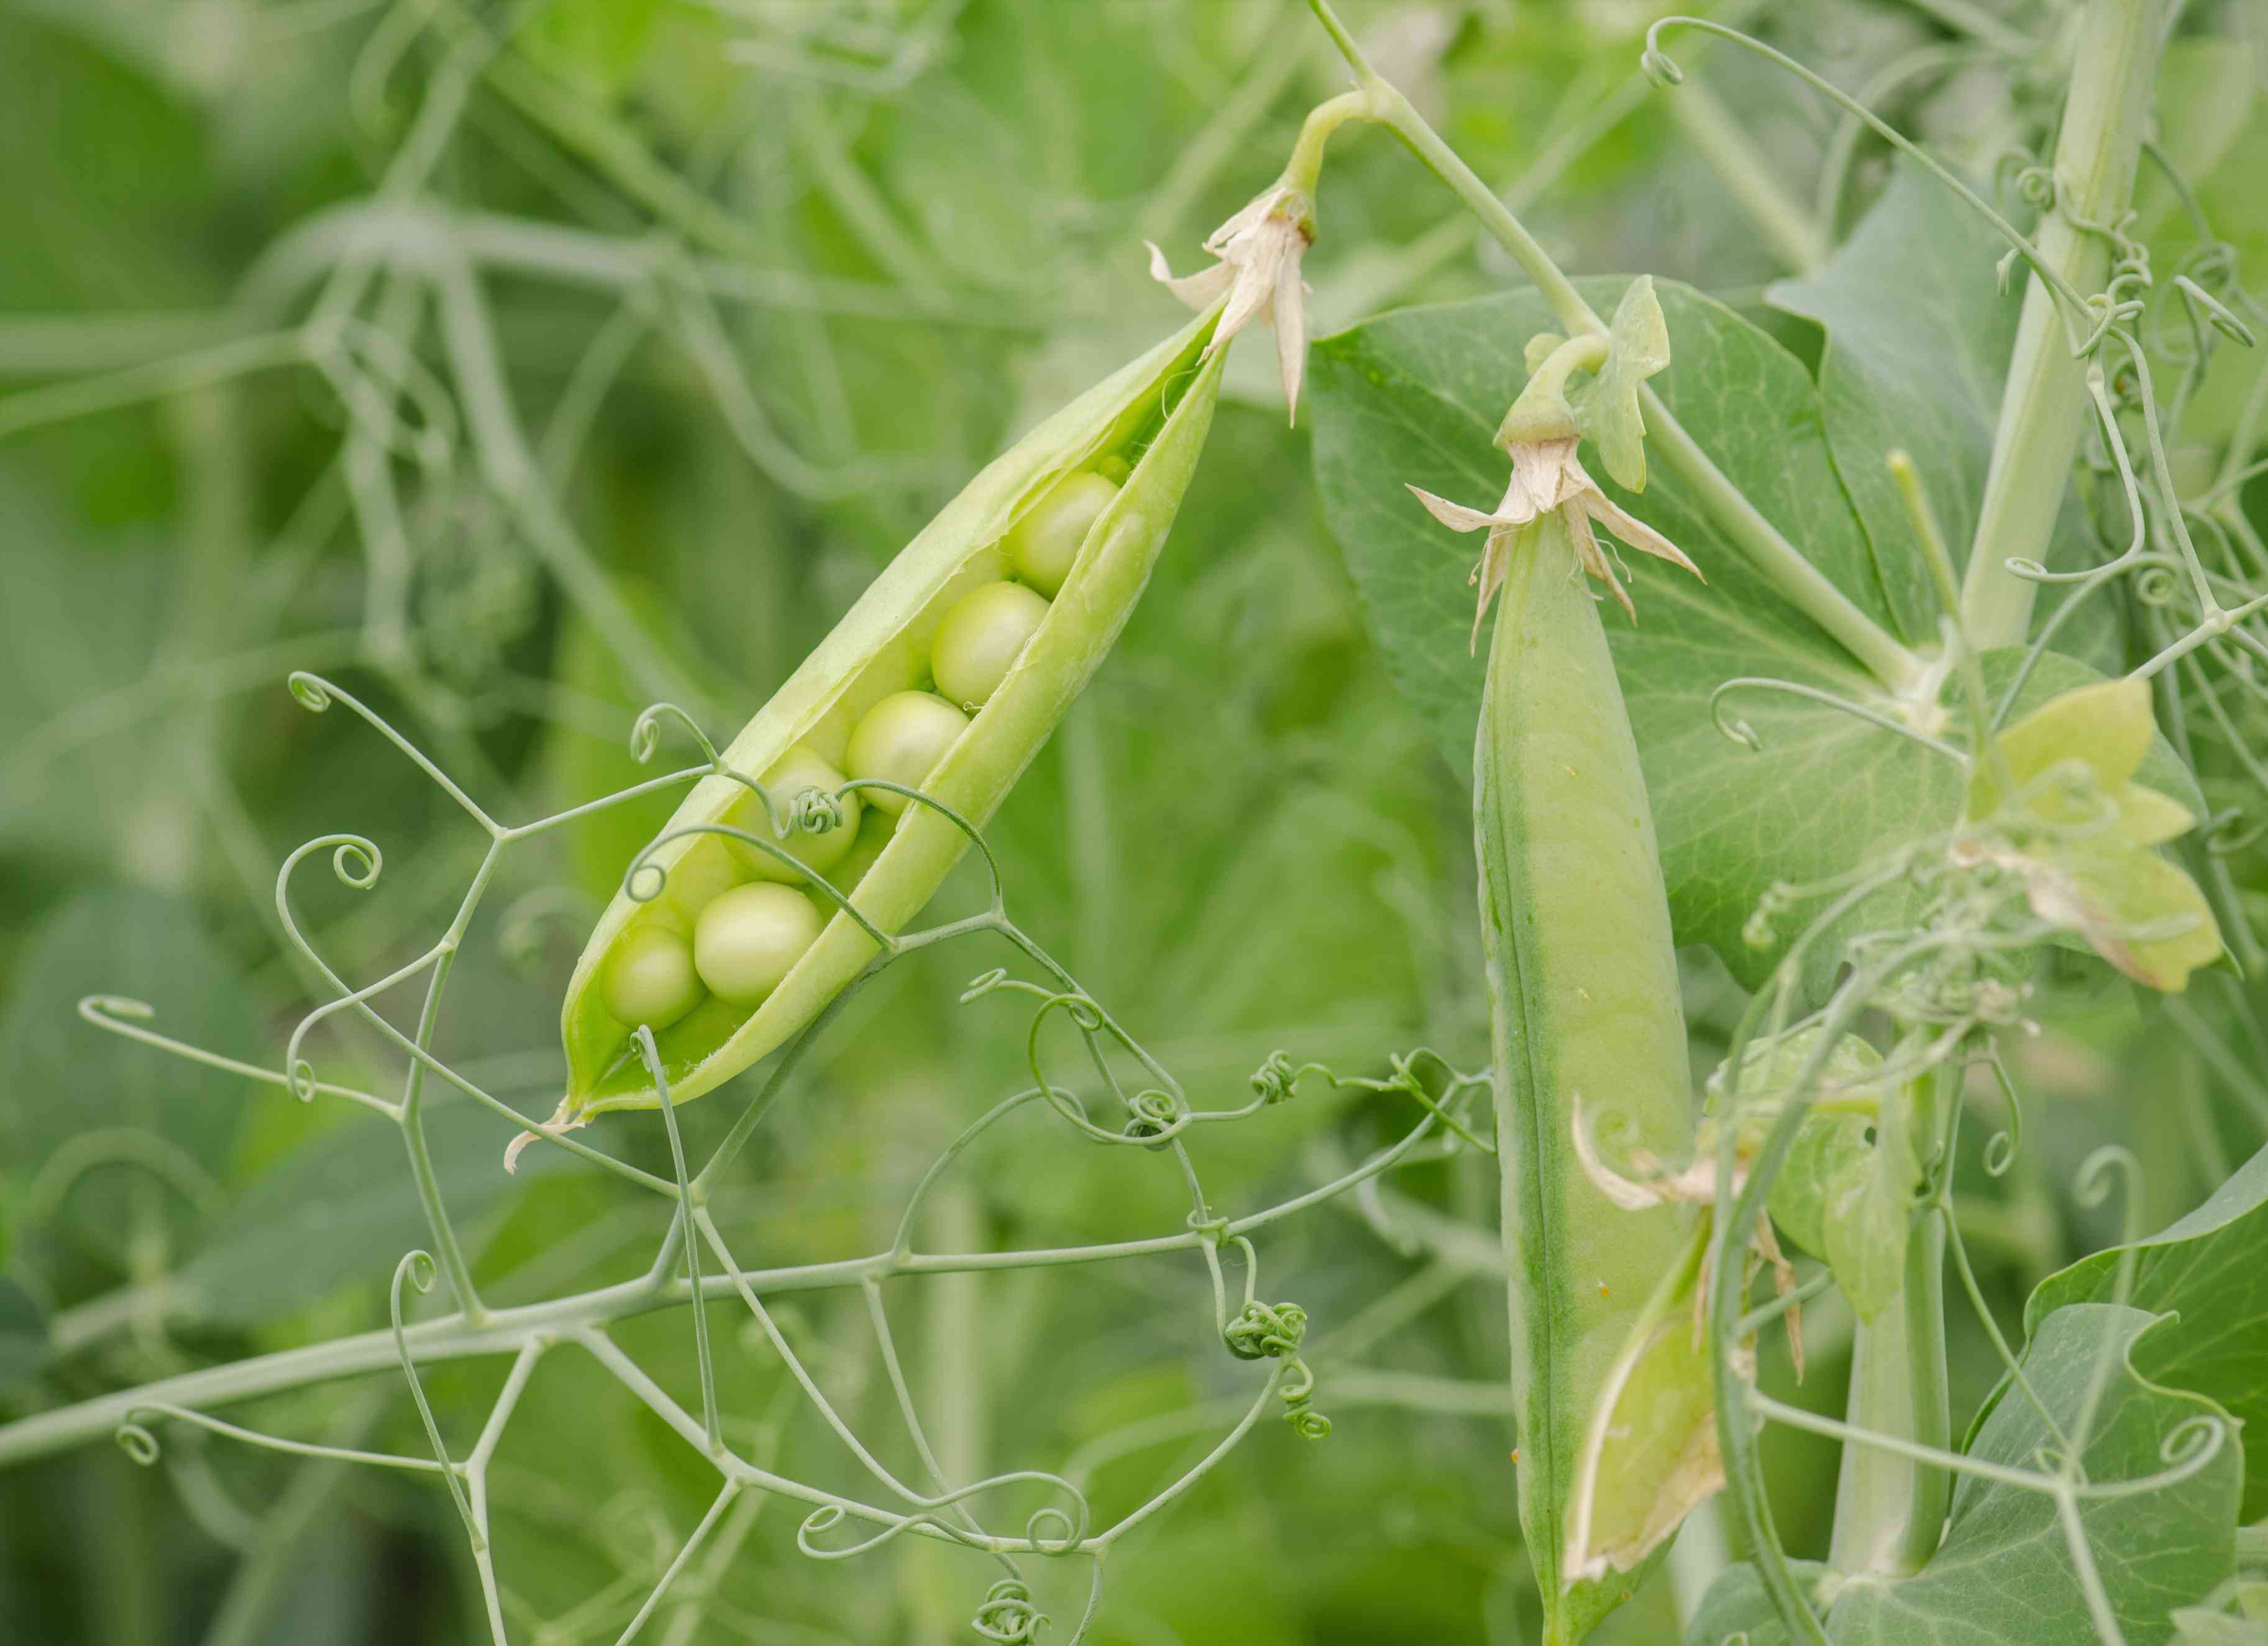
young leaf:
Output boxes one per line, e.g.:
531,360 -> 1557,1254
1966,677 -> 2222,991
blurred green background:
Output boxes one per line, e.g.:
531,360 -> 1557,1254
1,1 -> 2262,1642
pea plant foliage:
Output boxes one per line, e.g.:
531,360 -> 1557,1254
1,1 -> 2266,1644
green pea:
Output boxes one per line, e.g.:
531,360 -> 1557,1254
1004,470 -> 1119,597
599,924 -> 703,1031
726,745 -> 862,882
693,883 -> 825,1005
930,582 -> 1050,711
844,691 -> 969,815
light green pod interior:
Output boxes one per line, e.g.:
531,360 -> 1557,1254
553,311 -> 1226,1123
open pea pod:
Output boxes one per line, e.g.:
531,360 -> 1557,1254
550,309 -> 1227,1126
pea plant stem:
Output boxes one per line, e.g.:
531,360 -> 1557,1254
1896,1078 -> 1953,1573
1301,0 -> 1926,694
1960,0 -> 2163,647
0,1099 -> 1450,1472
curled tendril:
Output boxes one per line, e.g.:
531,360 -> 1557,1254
286,670 -> 334,713
2134,563 -> 2179,605
329,836 -> 383,890
1640,46 -> 1683,87
1025,1501 -> 1082,1555
2074,1145 -> 2142,1235
623,846 -> 672,905
1980,1053 -> 2026,1178
1122,1089 -> 1183,1147
2013,166 -> 2058,213
114,1418 -> 162,1467
1708,677 -> 1967,767
628,702 -> 720,768
2158,1412 -> 2228,1476
972,1578 -> 1046,1644
1249,1049 -> 1301,1105
790,786 -> 847,836
960,967 -> 1013,1003
1223,1300 -> 1308,1362
1277,1358 -> 1332,1440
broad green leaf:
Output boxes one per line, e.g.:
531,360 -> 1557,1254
1308,283 -> 2200,987
2023,1138 -> 2268,1518
1685,1559 -> 1829,1646
1689,1305 -> 2241,1644
1768,164 -> 2024,644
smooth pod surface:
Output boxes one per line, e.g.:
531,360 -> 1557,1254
554,311 -> 1227,1122
1476,518 -> 1698,1642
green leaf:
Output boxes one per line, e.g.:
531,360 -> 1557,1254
1689,1305 -> 2241,1644
1767,164 -> 2023,644
1685,1559 -> 1829,1646
2023,1138 -> 2268,1519
1307,283 -> 2197,986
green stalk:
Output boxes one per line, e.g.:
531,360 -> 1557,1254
1960,0 -> 2163,646
1301,1 -> 1923,693
1896,1197 -> 1950,1569
1826,1309 -> 1918,1574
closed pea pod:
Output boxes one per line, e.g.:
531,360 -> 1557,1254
1409,281 -> 1711,1643
546,307 -> 1228,1129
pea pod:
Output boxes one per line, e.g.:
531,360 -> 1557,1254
548,311 -> 1226,1127
1472,510 -> 1700,1638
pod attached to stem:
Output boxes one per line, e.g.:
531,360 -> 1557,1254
549,306 -> 1228,1128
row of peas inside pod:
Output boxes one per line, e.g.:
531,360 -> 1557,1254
537,309 -> 1230,1140
598,471 -> 1123,1029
